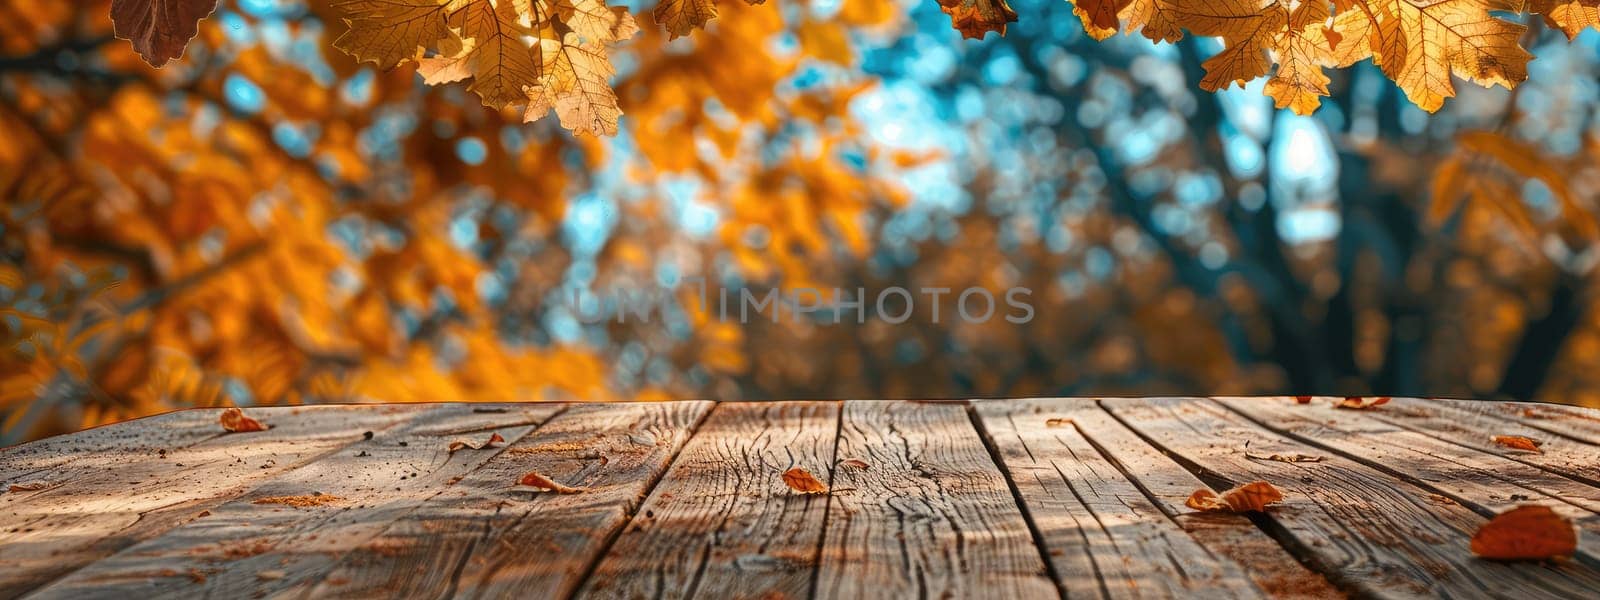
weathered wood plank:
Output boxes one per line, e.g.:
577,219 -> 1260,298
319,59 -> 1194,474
1218,396 -> 1600,560
1371,396 -> 1600,488
1,410 -> 218,485
1104,397 -> 1600,599
306,401 -> 711,599
577,401 -> 840,600
1472,400 -> 1600,447
0,405 -> 426,599
813,401 -> 1055,600
19,403 -> 562,600
977,399 -> 1338,599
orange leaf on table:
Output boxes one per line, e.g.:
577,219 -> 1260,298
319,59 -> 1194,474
1294,396 -> 1313,405
1491,435 -> 1544,454
219,408 -> 267,433
448,432 -> 505,453
1187,481 -> 1285,513
1334,397 -> 1390,410
782,467 -> 829,494
519,471 -> 585,493
1471,505 -> 1577,560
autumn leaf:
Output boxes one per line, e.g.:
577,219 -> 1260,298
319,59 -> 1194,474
8,481 -> 51,492
1471,505 -> 1578,560
781,467 -> 829,494
937,0 -> 1019,39
1334,396 -> 1390,410
837,459 -> 870,469
519,471 -> 586,493
1045,418 -> 1074,427
219,407 -> 268,433
1187,481 -> 1285,513
1246,452 -> 1325,463
1294,396 -> 1313,404
448,432 -> 505,453
110,0 -> 220,67
1491,435 -> 1544,454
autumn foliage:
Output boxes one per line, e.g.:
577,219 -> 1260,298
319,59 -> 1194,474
7,0 -> 1600,442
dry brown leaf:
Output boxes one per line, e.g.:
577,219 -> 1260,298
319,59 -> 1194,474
782,467 -> 829,494
448,432 -> 505,453
252,494 -> 341,507
1045,418 -> 1074,427
519,471 -> 585,493
1187,481 -> 1285,513
8,481 -> 51,492
219,408 -> 268,433
1333,396 -> 1391,411
1471,505 -> 1577,560
837,459 -> 870,470
1491,435 -> 1544,454
1294,396 -> 1313,405
1245,452 -> 1324,464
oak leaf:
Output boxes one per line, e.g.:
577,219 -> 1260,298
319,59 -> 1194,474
219,408 -> 268,433
1187,481 -> 1285,513
111,0 -> 220,67
1471,505 -> 1578,560
781,467 -> 829,494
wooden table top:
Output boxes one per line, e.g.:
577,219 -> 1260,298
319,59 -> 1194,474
3,397 -> 1600,599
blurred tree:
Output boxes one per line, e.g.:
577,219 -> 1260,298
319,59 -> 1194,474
4,0 -> 1600,445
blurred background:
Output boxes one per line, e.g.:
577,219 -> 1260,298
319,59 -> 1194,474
5,0 -> 1600,443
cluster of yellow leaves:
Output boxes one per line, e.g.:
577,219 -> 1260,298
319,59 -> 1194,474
951,0 -> 1600,115
332,0 -> 641,136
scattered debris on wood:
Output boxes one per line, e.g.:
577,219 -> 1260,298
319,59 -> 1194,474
1491,435 -> 1544,454
1186,481 -> 1285,513
1471,505 -> 1577,561
252,494 -> 342,507
448,432 -> 505,453
782,467 -> 829,494
1045,418 -> 1073,427
1245,452 -> 1324,464
219,408 -> 268,433
1333,397 -> 1390,411
519,471 -> 585,493
837,459 -> 870,470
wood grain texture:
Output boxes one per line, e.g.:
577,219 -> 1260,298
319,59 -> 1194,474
977,398 -> 1339,599
1480,400 -> 1600,446
577,401 -> 840,600
307,401 -> 711,599
0,405 -> 426,599
19,403 -> 561,600
813,401 -> 1055,600
2,410 -> 218,484
1371,396 -> 1600,488
1218,396 -> 1600,561
1104,397 -> 1600,598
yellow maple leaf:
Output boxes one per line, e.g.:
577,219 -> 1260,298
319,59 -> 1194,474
1370,0 -> 1531,112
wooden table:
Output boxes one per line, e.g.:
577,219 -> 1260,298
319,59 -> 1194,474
4,398 -> 1600,599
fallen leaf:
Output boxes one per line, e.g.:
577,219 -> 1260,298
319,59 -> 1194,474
1491,435 -> 1544,454
1333,396 -> 1391,410
256,570 -> 286,581
252,494 -> 342,507
448,432 -> 505,453
838,459 -> 870,470
1427,494 -> 1458,506
1471,505 -> 1577,560
519,471 -> 585,493
782,467 -> 829,494
1045,418 -> 1074,427
219,408 -> 268,433
8,481 -> 50,492
1187,481 -> 1285,513
1295,396 -> 1313,404
1246,452 -> 1324,464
